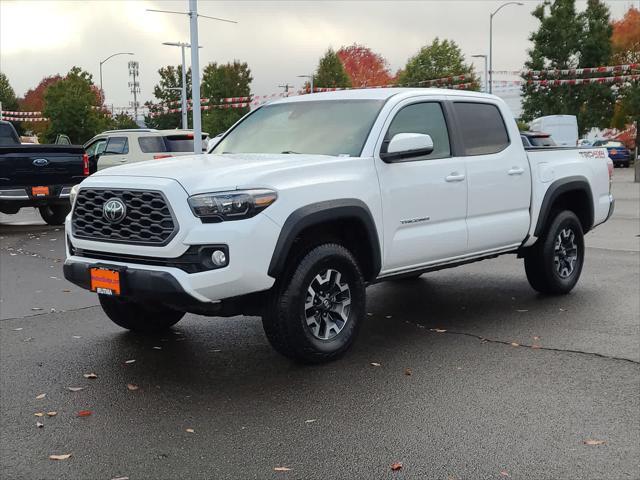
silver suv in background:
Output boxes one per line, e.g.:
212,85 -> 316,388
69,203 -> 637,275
84,129 -> 209,171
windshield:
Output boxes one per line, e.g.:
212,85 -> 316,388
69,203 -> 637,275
594,140 -> 623,147
529,136 -> 556,147
212,100 -> 384,157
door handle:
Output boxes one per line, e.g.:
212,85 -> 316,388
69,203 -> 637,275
445,172 -> 465,182
508,167 -> 525,175
119,159 -> 128,163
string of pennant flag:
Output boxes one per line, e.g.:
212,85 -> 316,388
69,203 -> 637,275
491,62 -> 639,77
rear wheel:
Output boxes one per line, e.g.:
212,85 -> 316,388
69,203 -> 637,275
524,210 -> 584,294
39,204 -> 71,225
262,243 -> 366,363
99,295 -> 185,333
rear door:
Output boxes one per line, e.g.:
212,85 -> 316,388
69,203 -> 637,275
375,97 -> 468,273
451,100 -> 531,252
97,136 -> 130,170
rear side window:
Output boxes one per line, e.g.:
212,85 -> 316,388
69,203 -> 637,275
385,102 -> 451,160
164,134 -> 208,152
453,102 -> 510,155
0,123 -> 20,145
104,136 -> 129,155
138,136 -> 167,153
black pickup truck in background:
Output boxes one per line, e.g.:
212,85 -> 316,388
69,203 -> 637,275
0,121 -> 90,225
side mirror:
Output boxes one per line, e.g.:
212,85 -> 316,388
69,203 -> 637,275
380,133 -> 434,162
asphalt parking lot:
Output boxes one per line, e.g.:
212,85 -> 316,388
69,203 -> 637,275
1,169 -> 638,480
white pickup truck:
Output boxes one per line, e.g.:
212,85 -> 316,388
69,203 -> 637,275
63,89 -> 614,363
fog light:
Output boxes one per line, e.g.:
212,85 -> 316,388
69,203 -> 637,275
211,249 -> 227,267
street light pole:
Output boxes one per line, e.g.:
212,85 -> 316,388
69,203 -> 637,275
163,42 -> 195,130
489,2 -> 523,94
472,54 -> 488,93
297,74 -> 314,94
99,52 -> 134,99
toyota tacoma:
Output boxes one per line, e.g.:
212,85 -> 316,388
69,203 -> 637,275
63,89 -> 614,363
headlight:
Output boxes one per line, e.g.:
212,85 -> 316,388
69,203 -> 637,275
69,185 -> 80,206
188,189 -> 277,221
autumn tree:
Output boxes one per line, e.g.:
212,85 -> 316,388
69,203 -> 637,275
43,67 -> 110,144
145,65 -> 192,129
397,38 -> 479,90
313,48 -> 352,89
200,61 -> 252,136
18,75 -> 62,137
337,44 -> 393,88
110,112 -> 138,130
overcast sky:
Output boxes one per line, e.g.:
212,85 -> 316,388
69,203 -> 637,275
0,0 -> 637,117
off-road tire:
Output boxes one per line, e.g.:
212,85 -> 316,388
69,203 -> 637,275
99,295 -> 185,333
262,243 -> 366,363
39,204 -> 71,226
524,210 -> 584,295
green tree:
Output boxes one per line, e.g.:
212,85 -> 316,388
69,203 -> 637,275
521,0 -> 582,126
313,48 -> 352,89
200,61 -> 252,136
144,65 -> 192,129
42,67 -> 110,144
575,0 -> 614,132
0,72 -> 23,134
110,112 -> 138,130
397,38 -> 479,90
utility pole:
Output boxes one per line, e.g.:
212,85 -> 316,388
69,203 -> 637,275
128,60 -> 140,122
472,54 -> 488,93
163,41 -> 198,130
278,83 -> 294,96
489,2 -> 523,94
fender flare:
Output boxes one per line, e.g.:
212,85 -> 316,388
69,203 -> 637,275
534,176 -> 594,237
267,199 -> 381,280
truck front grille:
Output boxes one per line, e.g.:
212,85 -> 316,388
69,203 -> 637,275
72,188 -> 177,246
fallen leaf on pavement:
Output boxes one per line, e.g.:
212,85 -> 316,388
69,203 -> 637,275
391,462 -> 403,471
124,359 -> 136,364
72,335 -> 81,339
185,428 -> 195,433
500,471 -> 510,477
31,307 -> 43,311
404,368 -> 413,376
127,383 -> 139,391
12,328 -> 23,331
533,336 -> 541,340
35,393 -> 46,399
274,467 -> 291,472
516,309 -> 528,313
370,362 -> 381,367
510,342 -> 520,347
34,412 -> 44,417
430,328 -> 447,333
49,454 -> 72,460
77,410 -> 92,417
385,315 -> 393,319
36,421 -> 44,428
584,439 -> 606,446
83,373 -> 98,379
153,346 -> 162,350
531,344 -> 541,349
46,411 -> 57,417
62,289 -> 71,293
305,419 -> 317,423
67,387 -> 85,392
111,477 -> 129,480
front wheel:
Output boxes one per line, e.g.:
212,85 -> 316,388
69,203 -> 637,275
99,295 -> 185,333
39,204 -> 71,225
524,210 -> 585,294
262,243 -> 366,363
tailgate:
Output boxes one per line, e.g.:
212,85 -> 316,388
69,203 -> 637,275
0,145 -> 86,188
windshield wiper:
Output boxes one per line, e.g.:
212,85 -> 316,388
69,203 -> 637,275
281,150 -> 301,154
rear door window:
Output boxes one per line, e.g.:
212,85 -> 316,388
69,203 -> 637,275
384,102 -> 451,160
138,136 -> 167,153
453,102 -> 510,155
164,134 -> 209,152
104,136 -> 129,155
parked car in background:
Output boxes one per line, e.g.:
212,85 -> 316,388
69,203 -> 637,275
521,131 -> 557,147
530,115 -> 579,146
592,140 -> 631,168
577,139 -> 592,147
84,129 -> 210,171
0,120 -> 90,225
64,88 -> 614,363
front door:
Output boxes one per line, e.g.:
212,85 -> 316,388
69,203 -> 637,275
98,136 -> 130,171
375,98 -> 468,274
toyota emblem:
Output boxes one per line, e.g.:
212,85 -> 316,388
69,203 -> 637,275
102,198 -> 127,223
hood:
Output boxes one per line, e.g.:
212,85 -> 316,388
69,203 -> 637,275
93,153 -> 348,193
